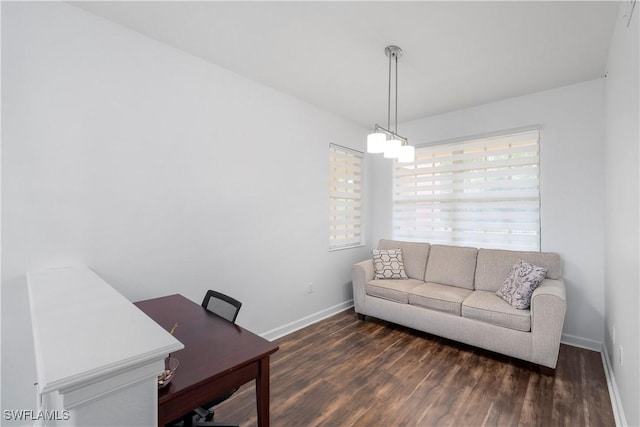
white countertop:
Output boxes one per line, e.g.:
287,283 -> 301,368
27,266 -> 184,394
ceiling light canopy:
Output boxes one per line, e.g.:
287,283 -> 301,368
367,45 -> 414,163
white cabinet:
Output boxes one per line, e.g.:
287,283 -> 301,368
27,267 -> 183,426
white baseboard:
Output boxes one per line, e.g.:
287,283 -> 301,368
602,345 -> 627,427
260,300 -> 354,342
561,333 -> 602,351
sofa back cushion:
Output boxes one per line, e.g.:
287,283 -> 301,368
424,245 -> 478,290
475,248 -> 562,292
378,239 -> 430,280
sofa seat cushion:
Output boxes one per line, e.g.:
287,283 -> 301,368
366,279 -> 425,304
408,283 -> 472,316
462,291 -> 531,332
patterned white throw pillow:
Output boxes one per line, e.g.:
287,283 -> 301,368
373,249 -> 408,279
496,259 -> 548,309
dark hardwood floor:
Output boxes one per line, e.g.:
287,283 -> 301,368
215,309 -> 614,426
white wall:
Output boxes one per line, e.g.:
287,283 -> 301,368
371,79 -> 606,349
1,1 -> 370,417
604,3 -> 640,426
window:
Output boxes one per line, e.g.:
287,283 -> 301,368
393,130 -> 540,251
329,144 -> 364,250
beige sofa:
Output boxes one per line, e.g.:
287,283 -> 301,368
352,240 -> 567,369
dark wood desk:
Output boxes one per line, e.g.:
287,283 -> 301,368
135,294 -> 279,427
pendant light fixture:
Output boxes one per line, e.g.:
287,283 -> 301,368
367,45 -> 414,163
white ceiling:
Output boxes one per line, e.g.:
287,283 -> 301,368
73,1 -> 619,128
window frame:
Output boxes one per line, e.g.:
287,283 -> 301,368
329,143 -> 365,251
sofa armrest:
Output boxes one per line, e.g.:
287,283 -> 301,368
532,278 -> 566,303
352,259 -> 374,314
530,278 -> 567,368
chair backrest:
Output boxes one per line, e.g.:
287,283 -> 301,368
201,290 -> 242,324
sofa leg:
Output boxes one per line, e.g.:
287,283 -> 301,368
357,313 -> 366,321
538,366 -> 556,377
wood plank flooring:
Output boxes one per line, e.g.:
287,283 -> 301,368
215,309 -> 614,426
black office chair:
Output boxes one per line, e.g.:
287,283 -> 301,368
201,290 -> 242,324
181,290 -> 242,427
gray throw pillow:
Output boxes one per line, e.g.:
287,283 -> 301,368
496,259 -> 548,309
373,249 -> 408,279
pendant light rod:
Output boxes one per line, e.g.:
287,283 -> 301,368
387,47 -> 391,131
367,45 -> 414,163
385,46 -> 403,133
395,50 -> 398,134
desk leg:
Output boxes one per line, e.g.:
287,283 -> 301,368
256,356 -> 270,427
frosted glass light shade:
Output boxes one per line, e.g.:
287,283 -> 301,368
367,132 -> 386,153
383,139 -> 402,158
397,145 -> 415,163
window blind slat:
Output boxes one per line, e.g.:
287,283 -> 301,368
330,181 -> 361,191
394,200 -> 538,212
395,155 -> 538,177
415,131 -> 539,154
394,190 -> 539,203
395,166 -> 539,184
394,210 -> 538,222
330,200 -> 362,208
416,151 -> 536,167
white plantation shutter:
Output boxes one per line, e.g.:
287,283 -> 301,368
329,144 -> 364,250
393,130 -> 541,251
